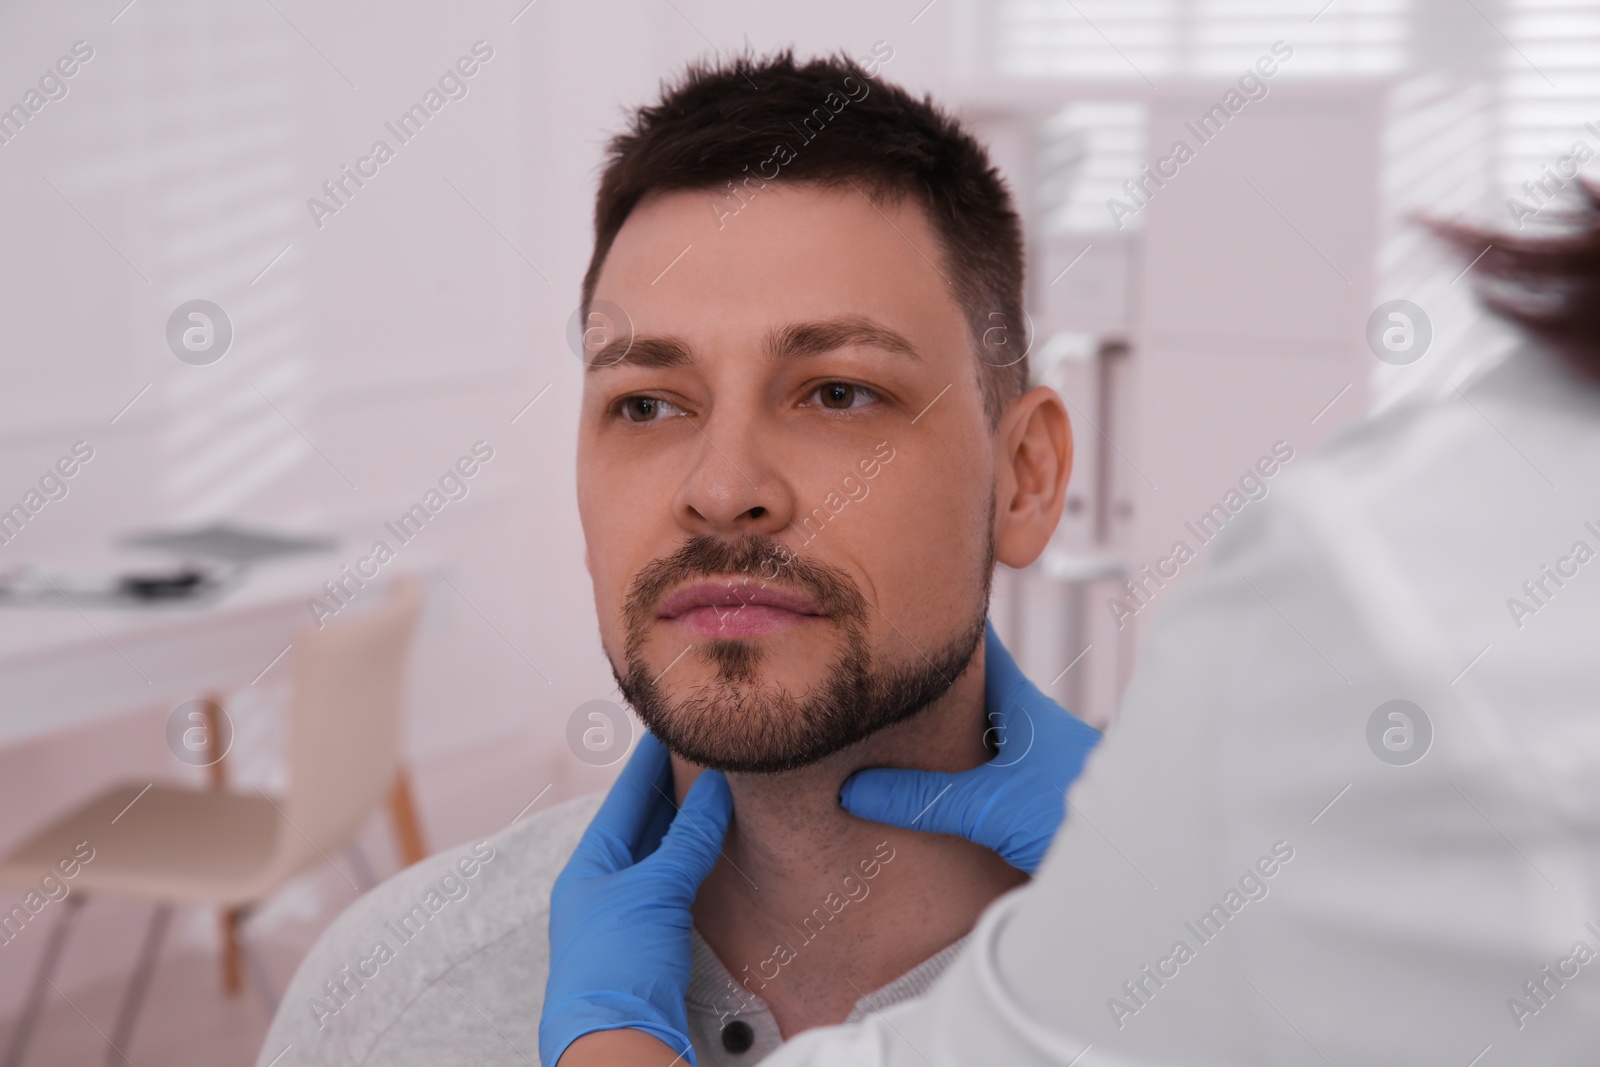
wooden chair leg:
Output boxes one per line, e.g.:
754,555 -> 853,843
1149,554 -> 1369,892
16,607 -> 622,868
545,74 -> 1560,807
220,907 -> 243,996
201,693 -> 240,995
201,693 -> 229,789
388,770 -> 428,868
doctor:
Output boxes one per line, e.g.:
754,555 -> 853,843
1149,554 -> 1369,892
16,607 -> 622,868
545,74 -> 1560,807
542,204 -> 1600,1064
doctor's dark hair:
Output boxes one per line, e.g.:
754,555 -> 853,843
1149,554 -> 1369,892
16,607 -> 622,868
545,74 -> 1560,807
580,48 -> 1028,430
1428,182 -> 1600,382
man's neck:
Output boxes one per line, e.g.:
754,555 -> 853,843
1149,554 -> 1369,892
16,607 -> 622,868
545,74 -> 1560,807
676,641 -> 1027,1038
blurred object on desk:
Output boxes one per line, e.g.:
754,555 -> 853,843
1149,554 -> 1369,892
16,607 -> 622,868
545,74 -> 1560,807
0,524 -> 336,611
0,562 -> 243,609
119,524 -> 337,566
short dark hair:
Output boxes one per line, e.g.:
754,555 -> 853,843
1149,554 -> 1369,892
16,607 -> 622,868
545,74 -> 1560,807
1427,182 -> 1600,383
582,48 -> 1028,429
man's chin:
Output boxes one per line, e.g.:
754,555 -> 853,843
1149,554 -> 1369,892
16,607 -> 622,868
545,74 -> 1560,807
612,608 -> 985,776
638,716 -> 856,775
626,680 -> 855,774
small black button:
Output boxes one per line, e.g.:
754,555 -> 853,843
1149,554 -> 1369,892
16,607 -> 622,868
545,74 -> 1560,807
720,1019 -> 755,1054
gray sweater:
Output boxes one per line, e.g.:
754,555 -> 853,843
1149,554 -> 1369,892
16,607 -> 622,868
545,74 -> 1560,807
257,792 -> 964,1066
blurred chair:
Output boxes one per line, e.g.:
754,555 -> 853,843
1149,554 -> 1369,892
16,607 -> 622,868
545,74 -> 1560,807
0,576 -> 424,1067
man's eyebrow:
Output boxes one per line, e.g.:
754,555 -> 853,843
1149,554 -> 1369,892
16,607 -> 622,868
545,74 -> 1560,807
765,316 -> 922,363
585,315 -> 921,372
587,335 -> 694,373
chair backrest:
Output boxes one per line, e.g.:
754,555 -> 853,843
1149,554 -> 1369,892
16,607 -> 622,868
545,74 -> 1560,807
276,575 -> 423,863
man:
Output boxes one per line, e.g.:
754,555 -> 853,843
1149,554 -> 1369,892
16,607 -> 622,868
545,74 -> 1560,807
259,49 -> 1098,1066
542,190 -> 1600,1065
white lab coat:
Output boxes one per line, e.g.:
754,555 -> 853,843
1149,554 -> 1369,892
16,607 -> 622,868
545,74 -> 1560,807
763,341 -> 1600,1065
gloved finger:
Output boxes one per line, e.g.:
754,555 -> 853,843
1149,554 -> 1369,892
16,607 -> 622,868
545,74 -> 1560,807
1044,711 -> 1102,779
993,698 -> 1102,778
635,778 -> 678,861
1012,704 -> 1102,788
839,766 -> 979,839
646,768 -> 733,887
982,694 -> 1039,770
570,732 -> 672,874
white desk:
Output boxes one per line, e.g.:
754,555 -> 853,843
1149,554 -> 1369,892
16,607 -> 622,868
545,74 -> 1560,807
0,550 -> 414,747
0,548 -> 437,866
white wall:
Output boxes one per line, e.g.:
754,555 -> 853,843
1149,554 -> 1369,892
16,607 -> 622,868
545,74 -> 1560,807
0,0 -> 961,1010
0,0 -> 955,770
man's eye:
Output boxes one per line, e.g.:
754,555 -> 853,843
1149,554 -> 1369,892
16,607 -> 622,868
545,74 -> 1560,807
618,396 -> 685,423
811,382 -> 879,410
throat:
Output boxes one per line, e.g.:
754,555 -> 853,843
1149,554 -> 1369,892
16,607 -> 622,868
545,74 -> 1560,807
687,761 -> 1026,1038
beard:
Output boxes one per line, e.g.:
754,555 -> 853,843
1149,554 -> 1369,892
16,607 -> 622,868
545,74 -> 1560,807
610,526 -> 994,774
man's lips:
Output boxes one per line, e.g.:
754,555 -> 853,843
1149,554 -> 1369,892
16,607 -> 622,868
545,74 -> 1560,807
654,580 -> 826,639
657,580 -> 825,620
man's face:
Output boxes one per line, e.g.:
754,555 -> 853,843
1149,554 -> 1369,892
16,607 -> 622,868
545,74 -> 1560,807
577,183 -> 999,773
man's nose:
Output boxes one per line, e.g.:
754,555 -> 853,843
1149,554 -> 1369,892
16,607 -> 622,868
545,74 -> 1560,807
672,420 -> 795,536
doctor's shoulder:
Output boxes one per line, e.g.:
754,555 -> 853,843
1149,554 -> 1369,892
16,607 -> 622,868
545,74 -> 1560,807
255,790 -> 603,1067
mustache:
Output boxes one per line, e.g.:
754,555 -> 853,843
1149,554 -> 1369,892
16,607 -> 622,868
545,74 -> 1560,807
622,533 -> 867,641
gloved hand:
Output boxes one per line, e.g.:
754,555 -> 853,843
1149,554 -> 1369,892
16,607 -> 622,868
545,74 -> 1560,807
839,621 -> 1101,875
539,732 -> 732,1067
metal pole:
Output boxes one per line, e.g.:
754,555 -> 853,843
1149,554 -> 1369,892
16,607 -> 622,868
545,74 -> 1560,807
3,894 -> 86,1067
104,903 -> 172,1067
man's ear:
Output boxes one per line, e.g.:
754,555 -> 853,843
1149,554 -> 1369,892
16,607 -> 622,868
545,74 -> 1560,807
993,385 -> 1072,569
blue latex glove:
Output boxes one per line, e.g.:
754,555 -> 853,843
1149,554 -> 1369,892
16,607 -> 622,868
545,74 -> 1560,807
539,732 -> 732,1067
839,621 -> 1101,875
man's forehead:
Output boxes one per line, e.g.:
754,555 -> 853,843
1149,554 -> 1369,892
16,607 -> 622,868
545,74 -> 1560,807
595,185 -> 944,294
587,183 -> 962,358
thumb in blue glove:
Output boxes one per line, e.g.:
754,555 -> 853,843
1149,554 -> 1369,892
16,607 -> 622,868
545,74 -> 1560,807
839,622 -> 1100,875
540,733 -> 732,1067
